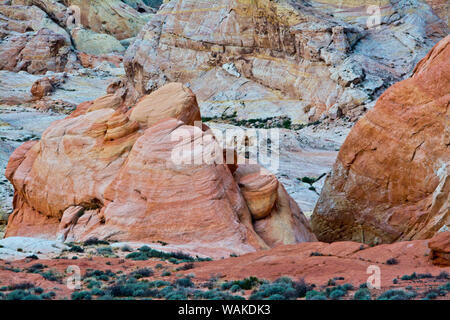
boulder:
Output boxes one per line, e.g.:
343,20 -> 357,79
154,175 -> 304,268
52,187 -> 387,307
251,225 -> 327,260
311,36 -> 450,244
71,27 -> 126,55
65,0 -> 152,40
235,164 -> 317,247
5,83 -> 316,258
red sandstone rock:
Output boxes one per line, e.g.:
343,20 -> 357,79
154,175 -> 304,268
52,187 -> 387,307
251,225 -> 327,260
77,52 -> 123,69
311,35 -> 450,244
0,28 -> 75,74
5,83 -> 315,258
30,78 -> 54,100
129,83 -> 201,129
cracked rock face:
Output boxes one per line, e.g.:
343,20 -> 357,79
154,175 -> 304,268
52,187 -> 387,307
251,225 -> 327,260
4,83 -> 316,258
311,35 -> 450,244
123,0 -> 448,123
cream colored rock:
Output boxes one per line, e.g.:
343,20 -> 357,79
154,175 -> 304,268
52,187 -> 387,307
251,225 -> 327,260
71,28 -> 126,55
5,83 -> 316,258
124,0 -> 448,123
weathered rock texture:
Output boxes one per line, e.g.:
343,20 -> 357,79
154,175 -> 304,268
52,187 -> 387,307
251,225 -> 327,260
0,0 -> 153,73
311,35 -> 450,244
63,0 -> 152,40
5,83 -> 316,258
428,231 -> 450,266
124,0 -> 448,123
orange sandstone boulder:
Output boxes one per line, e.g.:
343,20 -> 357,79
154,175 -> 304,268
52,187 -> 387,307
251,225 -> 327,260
235,164 -> 317,247
5,83 -> 315,258
311,35 -> 450,244
428,231 -> 450,266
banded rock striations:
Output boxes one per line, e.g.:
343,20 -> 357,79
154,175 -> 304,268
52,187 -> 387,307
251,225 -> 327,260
311,35 -> 450,245
5,83 -> 316,258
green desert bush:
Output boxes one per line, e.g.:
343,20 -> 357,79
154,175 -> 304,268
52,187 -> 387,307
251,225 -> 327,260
354,288 -> 371,300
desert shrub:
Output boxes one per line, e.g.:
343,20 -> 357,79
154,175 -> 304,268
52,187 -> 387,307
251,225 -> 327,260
91,288 -> 105,296
293,278 -> 311,298
96,246 -> 114,256
438,282 -> 450,291
310,252 -> 323,257
249,280 -> 297,300
327,279 -> 337,286
425,292 -> 438,300
342,283 -> 354,291
165,291 -> 187,300
84,269 -> 115,281
386,258 -> 399,265
121,245 -> 133,252
401,272 -> 417,281
22,294 -> 42,300
6,290 -> 28,300
268,294 -> 285,300
33,287 -> 44,294
41,270 -> 62,282
417,273 -> 433,279
150,280 -> 170,288
27,263 -> 46,273
130,268 -> 154,279
230,284 -> 241,293
108,280 -> 159,298
436,271 -> 449,280
194,289 -> 245,300
126,247 -> 199,263
162,271 -> 171,277
155,263 -> 164,269
71,291 -> 92,300
300,176 -> 316,184
354,288 -> 371,300
40,292 -> 55,300
86,280 -> 101,289
83,237 -> 109,246
8,282 -> 34,290
175,277 -> 194,288
26,255 -> 38,260
177,262 -> 195,271
305,290 -> 326,300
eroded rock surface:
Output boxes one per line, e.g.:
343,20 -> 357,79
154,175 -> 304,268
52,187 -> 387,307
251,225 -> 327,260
311,35 -> 450,244
124,0 -> 448,123
4,83 -> 316,258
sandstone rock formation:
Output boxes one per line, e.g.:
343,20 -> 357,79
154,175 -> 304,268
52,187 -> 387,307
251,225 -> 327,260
429,231 -> 450,266
124,0 -> 448,123
311,35 -> 450,244
5,83 -> 316,258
